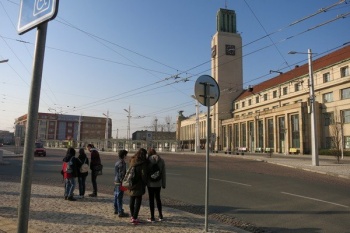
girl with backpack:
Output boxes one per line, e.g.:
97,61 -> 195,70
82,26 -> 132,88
128,148 -> 148,225
146,148 -> 166,222
62,147 -> 78,201
76,148 -> 89,198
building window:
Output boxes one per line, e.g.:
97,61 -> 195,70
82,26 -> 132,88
323,72 -> 331,83
291,115 -> 300,148
323,92 -> 333,103
273,90 -> 277,98
294,83 -> 301,91
295,99 -> 302,103
242,101 -> 245,108
256,96 -> 260,103
283,87 -> 288,95
248,99 -> 252,106
235,103 -> 239,109
267,118 -> 274,148
234,124 -> 239,148
341,88 -> 350,100
283,103 -> 289,106
323,112 -> 334,126
342,110 -> 350,123
258,120 -> 263,148
241,123 -> 246,147
345,136 -> 350,149
340,66 -> 349,78
263,93 -> 268,101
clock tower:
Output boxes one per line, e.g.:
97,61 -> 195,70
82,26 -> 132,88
211,8 -> 243,151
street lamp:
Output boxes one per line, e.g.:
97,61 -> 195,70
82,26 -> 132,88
0,59 -> 9,63
191,95 -> 200,153
288,49 -> 319,166
102,111 -> 109,151
124,106 -> 131,141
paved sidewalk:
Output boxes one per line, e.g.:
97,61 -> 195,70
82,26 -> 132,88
1,149 -> 349,233
0,181 -> 245,233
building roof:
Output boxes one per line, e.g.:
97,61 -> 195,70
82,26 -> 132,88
236,45 -> 350,101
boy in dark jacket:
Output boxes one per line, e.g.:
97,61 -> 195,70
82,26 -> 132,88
114,149 -> 128,217
87,144 -> 101,197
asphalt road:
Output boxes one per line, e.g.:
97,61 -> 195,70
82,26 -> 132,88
1,147 -> 349,233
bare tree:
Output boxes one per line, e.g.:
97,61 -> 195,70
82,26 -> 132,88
164,115 -> 173,132
330,114 -> 343,163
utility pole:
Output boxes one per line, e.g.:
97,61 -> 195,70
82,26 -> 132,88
103,110 -> 109,151
77,115 -> 82,148
124,106 -> 131,140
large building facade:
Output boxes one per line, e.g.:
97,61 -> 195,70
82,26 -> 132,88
14,112 -> 112,142
177,8 -> 350,154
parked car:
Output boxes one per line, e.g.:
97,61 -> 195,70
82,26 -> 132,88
34,142 -> 46,156
0,143 -> 3,147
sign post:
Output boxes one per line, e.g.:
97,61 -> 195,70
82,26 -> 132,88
194,75 -> 220,232
17,1 -> 58,233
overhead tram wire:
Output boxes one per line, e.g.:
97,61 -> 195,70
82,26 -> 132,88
73,9 -> 350,112
59,6 -> 350,111
2,1 -> 345,114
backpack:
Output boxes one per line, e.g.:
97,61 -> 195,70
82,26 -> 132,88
149,162 -> 161,182
80,158 -> 89,173
122,166 -> 138,189
65,157 -> 74,174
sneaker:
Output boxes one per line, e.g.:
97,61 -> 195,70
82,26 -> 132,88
158,216 -> 163,222
64,196 -> 68,200
88,193 -> 97,197
132,218 -> 139,225
147,218 -> 155,223
118,212 -> 129,218
67,196 -> 77,201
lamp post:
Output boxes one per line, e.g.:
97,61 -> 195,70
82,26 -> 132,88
191,95 -> 200,153
102,111 -> 109,151
288,49 -> 319,166
124,106 -> 131,150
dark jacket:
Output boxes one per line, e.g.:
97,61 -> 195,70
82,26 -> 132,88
147,154 -> 166,188
62,155 -> 78,178
89,148 -> 101,170
114,159 -> 126,185
76,153 -> 89,177
128,156 -> 148,196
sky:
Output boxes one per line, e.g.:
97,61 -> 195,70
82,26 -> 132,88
1,0 -> 349,138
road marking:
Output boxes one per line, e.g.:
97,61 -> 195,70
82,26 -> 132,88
210,178 -> 252,187
281,192 -> 349,208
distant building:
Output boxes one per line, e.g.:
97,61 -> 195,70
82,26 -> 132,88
14,112 -> 112,141
0,130 -> 14,144
132,130 -> 176,141
178,7 -> 350,154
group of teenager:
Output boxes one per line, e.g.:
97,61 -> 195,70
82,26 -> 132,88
61,145 -> 166,225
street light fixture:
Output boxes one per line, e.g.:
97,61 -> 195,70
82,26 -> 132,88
191,95 -> 200,153
288,49 -> 319,166
102,111 -> 109,151
124,106 -> 131,141
0,59 -> 9,63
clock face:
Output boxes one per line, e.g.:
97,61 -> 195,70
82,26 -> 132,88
225,45 -> 235,56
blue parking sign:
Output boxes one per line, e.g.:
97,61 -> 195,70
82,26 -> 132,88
18,0 -> 59,35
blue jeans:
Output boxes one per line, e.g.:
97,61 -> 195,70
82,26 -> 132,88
114,185 -> 124,213
78,176 -> 86,196
64,177 -> 75,197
